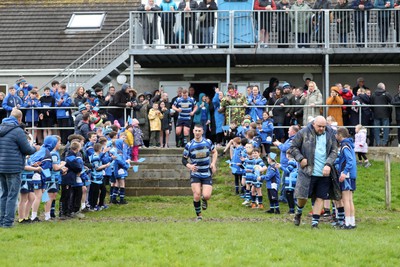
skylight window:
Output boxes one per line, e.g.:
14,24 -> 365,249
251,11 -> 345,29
67,12 -> 106,30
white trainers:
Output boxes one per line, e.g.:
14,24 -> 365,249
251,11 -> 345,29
242,199 -> 250,205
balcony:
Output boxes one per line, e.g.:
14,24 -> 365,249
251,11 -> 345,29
128,9 -> 400,68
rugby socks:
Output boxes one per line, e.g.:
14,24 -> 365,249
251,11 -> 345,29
193,200 -> 201,216
274,201 -> 280,214
258,196 -> 263,205
119,188 -> 125,202
337,207 -> 345,226
312,214 -> 320,226
183,136 -> 189,146
110,186 -> 115,201
112,187 -> 119,201
245,189 -> 250,201
50,200 -> 56,218
296,204 -> 304,215
251,195 -> 256,204
350,216 -> 356,227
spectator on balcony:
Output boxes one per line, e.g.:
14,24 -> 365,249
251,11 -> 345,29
72,86 -> 87,107
94,87 -> 107,107
263,77 -> 279,101
395,1 -> 400,47
391,84 -> 400,147
254,0 -> 276,48
302,81 -> 323,125
23,90 -> 42,131
312,0 -> 331,45
268,87 -> 288,142
352,0 -> 373,47
290,0 -> 311,48
292,87 -> 305,126
370,82 -> 392,146
334,0 -> 351,47
198,0 -> 218,49
375,0 -> 394,46
160,0 -> 178,48
14,77 -> 33,98
178,0 -> 199,47
327,86 -> 344,126
138,0 -> 161,46
104,85 -> 116,106
303,77 -> 311,91
248,85 -> 267,122
86,91 -> 100,109
276,0 -> 292,48
50,80 -> 60,97
2,86 -> 23,117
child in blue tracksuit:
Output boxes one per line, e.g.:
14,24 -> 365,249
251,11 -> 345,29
230,137 -> 246,195
260,152 -> 281,214
28,135 -> 58,222
336,127 -> 357,229
112,139 -> 130,204
89,143 -> 111,210
259,111 -> 274,159
280,154 -> 298,214
61,141 -> 84,218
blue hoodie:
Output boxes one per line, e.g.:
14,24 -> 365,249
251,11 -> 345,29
247,93 -> 267,122
194,93 -> 210,124
14,83 -> 34,97
337,137 -> 357,179
2,93 -> 23,116
55,91 -> 72,119
259,118 -> 274,144
212,92 -> 225,134
23,97 -> 42,123
114,139 -> 130,178
28,135 -> 58,181
160,0 -> 178,22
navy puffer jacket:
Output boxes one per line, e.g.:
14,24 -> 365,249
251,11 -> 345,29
0,116 -> 36,173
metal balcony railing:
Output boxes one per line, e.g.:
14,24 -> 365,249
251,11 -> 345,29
130,9 -> 400,50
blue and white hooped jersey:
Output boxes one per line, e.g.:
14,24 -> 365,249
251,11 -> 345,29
183,138 -> 215,179
51,151 -> 61,182
244,157 -> 265,181
90,154 -> 104,184
174,97 -> 196,121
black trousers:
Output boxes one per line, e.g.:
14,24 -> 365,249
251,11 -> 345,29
60,185 -> 72,215
71,186 -> 82,213
89,183 -> 107,208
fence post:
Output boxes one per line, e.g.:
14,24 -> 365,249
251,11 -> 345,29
384,153 -> 391,210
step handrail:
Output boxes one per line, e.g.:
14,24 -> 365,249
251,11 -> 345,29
40,19 -> 130,90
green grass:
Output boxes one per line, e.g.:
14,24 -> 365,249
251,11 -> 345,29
1,159 -> 400,266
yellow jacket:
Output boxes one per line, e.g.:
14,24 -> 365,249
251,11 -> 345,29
125,129 -> 134,147
148,108 -> 163,131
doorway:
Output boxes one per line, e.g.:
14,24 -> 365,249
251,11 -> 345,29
190,82 -> 219,101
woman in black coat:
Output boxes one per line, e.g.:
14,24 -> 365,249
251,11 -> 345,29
138,0 -> 161,45
268,87 -> 288,142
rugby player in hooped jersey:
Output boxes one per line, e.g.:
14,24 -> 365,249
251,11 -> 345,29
182,124 -> 218,222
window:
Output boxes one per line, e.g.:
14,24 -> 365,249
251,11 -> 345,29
67,12 -> 106,31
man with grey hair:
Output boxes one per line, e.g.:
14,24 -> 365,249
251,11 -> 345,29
0,109 -> 37,228
290,115 -> 338,228
370,82 -> 392,146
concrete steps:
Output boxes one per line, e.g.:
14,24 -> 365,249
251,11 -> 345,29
126,148 -> 191,196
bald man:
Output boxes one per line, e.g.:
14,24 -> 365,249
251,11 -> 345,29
290,116 -> 338,228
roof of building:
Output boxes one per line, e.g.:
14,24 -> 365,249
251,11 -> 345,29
0,0 -> 139,70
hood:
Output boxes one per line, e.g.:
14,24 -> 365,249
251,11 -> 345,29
199,93 -> 206,103
0,116 -> 20,137
29,135 -> 58,164
341,138 -> 355,149
374,88 -> 386,96
144,91 -> 152,96
269,77 -> 279,88
43,135 -> 58,151
121,83 -> 130,92
115,139 -> 125,152
358,94 -> 370,104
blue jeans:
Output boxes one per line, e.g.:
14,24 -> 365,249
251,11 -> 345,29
0,173 -> 21,227
201,26 -> 214,48
374,118 -> 390,146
